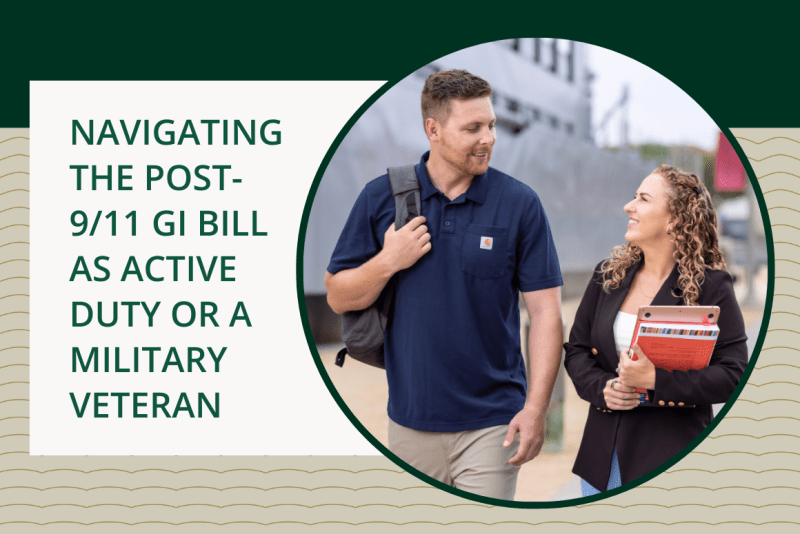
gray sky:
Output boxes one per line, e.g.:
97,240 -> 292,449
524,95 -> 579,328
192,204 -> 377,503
588,45 -> 720,152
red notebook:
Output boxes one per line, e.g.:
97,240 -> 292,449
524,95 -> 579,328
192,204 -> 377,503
631,320 -> 719,371
628,316 -> 719,401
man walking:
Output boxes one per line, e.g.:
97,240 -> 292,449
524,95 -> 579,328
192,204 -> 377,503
325,70 -> 563,500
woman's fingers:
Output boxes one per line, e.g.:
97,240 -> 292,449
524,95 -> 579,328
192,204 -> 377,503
607,377 -> 637,394
607,389 -> 639,400
610,380 -> 637,393
604,395 -> 639,410
606,398 -> 639,410
603,378 -> 640,410
631,344 -> 648,362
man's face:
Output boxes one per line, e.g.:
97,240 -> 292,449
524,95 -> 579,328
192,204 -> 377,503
430,97 -> 497,178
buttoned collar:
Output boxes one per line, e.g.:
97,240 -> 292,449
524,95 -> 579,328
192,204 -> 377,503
416,151 -> 489,205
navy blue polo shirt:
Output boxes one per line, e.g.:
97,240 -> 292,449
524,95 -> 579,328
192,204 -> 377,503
328,152 -> 562,431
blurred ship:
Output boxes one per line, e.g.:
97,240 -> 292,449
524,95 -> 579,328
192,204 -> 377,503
304,39 -> 655,342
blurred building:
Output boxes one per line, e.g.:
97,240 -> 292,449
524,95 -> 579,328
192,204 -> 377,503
304,40 -> 655,342
638,144 -> 709,178
667,145 -> 707,177
492,38 -> 594,142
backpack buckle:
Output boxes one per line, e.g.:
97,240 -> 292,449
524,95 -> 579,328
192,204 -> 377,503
335,348 -> 347,367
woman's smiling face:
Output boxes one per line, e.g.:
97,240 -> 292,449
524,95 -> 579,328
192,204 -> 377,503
623,173 -> 673,247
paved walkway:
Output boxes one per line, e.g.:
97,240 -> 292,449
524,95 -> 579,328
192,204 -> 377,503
319,269 -> 768,501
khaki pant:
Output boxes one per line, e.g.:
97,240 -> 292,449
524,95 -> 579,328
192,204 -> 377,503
388,419 -> 521,500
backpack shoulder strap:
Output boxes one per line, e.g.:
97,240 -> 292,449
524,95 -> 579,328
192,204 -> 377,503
387,165 -> 421,229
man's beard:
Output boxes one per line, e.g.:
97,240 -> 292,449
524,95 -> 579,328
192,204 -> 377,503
440,142 -> 492,178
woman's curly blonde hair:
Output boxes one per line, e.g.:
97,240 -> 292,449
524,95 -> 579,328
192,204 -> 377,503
599,164 -> 727,305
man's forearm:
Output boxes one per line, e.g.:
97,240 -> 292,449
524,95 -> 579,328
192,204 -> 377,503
325,251 -> 396,314
524,309 -> 563,413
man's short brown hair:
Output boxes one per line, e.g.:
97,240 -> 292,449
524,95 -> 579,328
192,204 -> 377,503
421,69 -> 492,130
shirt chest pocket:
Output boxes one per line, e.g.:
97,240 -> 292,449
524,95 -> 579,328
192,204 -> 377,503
461,224 -> 509,279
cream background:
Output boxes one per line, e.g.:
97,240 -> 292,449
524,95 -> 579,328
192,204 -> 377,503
0,128 -> 796,531
27,81 -> 382,455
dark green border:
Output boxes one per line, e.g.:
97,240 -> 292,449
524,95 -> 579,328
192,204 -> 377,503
2,14 -> 798,127
296,40 -> 774,508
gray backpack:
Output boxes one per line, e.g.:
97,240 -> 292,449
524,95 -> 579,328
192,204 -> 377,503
334,165 -> 421,369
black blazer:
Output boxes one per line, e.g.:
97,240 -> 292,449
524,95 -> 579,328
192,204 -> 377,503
564,259 -> 748,490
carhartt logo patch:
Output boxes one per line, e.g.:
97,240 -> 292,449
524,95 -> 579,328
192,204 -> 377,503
480,237 -> 493,250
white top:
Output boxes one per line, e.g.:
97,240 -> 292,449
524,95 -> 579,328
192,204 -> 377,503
613,312 -> 638,355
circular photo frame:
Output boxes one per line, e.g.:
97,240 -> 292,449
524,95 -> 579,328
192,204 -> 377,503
299,38 -> 772,507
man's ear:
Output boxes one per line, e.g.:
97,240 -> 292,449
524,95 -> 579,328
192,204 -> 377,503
425,117 -> 439,141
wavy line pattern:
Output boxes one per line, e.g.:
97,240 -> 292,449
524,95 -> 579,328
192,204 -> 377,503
0,122 -> 795,525
752,361 -> 800,367
749,154 -> 800,163
0,172 -> 30,180
0,468 -> 406,475
0,503 -> 486,509
772,224 -> 800,231
745,382 -> 800,388
0,207 -> 30,214
0,137 -> 29,144
722,416 -> 800,422
769,207 -> 800,215
0,154 -> 29,163
736,398 -> 800,404
0,485 -> 435,492
706,434 -> 800,440
637,486 -> 800,492
737,137 -> 800,145
577,504 -> 800,510
763,189 -> 800,196
664,469 -> 800,475
35,521 -> 800,528
668,451 -> 800,457
758,172 -> 800,181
